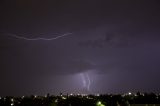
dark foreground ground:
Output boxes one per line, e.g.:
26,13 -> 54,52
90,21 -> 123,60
0,92 -> 160,106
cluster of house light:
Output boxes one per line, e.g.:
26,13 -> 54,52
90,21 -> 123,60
0,92 -> 159,106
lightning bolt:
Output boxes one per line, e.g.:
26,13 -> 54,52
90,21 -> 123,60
6,32 -> 73,41
80,72 -> 91,91
86,73 -> 91,91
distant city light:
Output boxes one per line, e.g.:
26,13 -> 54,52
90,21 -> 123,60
81,94 -> 87,97
11,98 -> 14,102
21,96 -> 25,99
55,99 -> 58,103
70,93 -> 73,96
128,92 -> 132,95
96,94 -> 100,96
0,92 -> 159,105
34,95 -> 37,98
96,101 -> 105,106
97,101 -> 101,105
62,96 -> 66,100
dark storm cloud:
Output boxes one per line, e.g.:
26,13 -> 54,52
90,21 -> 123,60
0,33 -> 95,75
78,32 -> 130,48
51,59 -> 95,75
0,0 -> 160,95
1,0 -> 159,33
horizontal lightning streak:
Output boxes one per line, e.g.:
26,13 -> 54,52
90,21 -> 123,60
7,33 -> 73,41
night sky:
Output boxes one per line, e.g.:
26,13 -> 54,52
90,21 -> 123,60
0,0 -> 160,96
